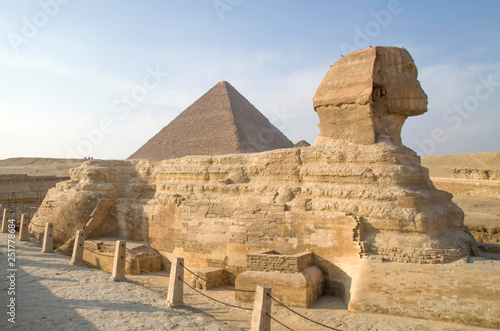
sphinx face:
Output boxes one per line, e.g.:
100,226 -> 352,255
372,48 -> 428,116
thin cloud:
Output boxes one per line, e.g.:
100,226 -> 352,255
0,50 -> 135,94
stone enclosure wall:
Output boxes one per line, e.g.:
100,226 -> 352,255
452,168 -> 500,181
431,178 -> 500,199
0,174 -> 69,221
349,258 -> 500,329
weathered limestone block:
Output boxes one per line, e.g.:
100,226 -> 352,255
236,250 -> 323,307
193,267 -> 228,290
30,160 -> 155,244
83,238 -> 163,275
236,266 -> 323,308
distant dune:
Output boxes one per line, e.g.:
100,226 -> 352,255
0,157 -> 84,177
421,152 -> 500,178
1,152 -> 499,180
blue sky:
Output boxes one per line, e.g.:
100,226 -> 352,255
1,0 -> 499,159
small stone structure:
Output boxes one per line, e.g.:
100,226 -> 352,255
83,237 -> 163,275
235,250 -> 323,308
193,267 -> 229,290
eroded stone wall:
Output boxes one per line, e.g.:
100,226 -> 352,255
30,142 -> 477,301
452,168 -> 500,181
0,174 -> 68,222
349,258 -> 500,329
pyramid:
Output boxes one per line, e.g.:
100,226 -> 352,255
128,81 -> 294,161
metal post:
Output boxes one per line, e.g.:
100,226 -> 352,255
250,286 -> 272,331
19,214 -> 29,241
41,223 -> 54,253
110,240 -> 126,281
166,257 -> 184,308
1,209 -> 10,233
70,230 -> 85,265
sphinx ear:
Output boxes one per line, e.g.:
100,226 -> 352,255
372,86 -> 387,101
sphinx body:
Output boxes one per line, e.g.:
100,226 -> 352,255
29,47 -> 498,327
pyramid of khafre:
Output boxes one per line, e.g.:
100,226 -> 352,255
128,81 -> 294,161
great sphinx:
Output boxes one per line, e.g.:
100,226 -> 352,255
31,47 -> 498,327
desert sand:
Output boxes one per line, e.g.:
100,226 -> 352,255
0,158 -> 83,177
421,152 -> 500,178
422,152 -> 500,243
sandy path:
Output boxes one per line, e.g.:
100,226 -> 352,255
0,233 -> 491,331
0,233 -> 236,331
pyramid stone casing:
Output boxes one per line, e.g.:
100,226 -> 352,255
128,81 -> 294,161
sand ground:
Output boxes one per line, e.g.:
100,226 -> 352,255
454,196 -> 500,228
0,233 -> 491,331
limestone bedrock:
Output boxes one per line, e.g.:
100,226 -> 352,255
28,46 -> 495,327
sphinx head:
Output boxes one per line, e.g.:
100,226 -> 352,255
313,46 -> 428,146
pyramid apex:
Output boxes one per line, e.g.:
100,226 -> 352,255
217,81 -> 231,87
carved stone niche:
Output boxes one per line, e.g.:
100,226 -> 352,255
235,250 -> 323,308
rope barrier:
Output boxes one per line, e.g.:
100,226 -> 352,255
52,227 -> 70,236
83,246 -> 114,257
26,224 -> 73,246
86,239 -> 115,247
134,255 -> 164,265
28,223 -> 71,240
267,294 -> 343,331
8,233 -> 338,331
53,237 -> 70,244
179,277 -> 253,311
180,262 -> 255,293
30,230 -> 44,236
267,313 -> 294,331
27,222 -> 95,242
21,223 -> 340,331
29,222 -> 46,229
126,247 -> 138,256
